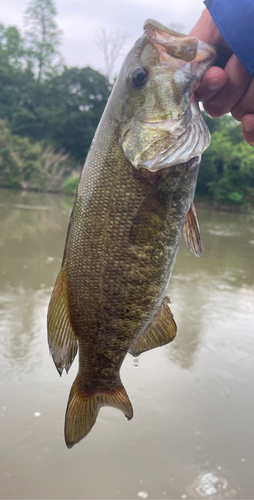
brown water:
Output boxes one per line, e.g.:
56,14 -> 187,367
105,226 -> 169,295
0,187 -> 254,499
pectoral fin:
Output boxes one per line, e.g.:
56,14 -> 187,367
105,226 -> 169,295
47,266 -> 78,375
129,296 -> 177,357
183,202 -> 202,257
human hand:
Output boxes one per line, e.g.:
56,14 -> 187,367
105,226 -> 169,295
189,8 -> 254,146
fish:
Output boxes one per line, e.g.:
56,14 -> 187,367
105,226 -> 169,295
47,19 -> 217,448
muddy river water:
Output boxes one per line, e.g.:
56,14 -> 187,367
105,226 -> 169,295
0,187 -> 254,499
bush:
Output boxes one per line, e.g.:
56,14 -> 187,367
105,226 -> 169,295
197,115 -> 254,209
62,176 -> 79,195
0,119 -> 78,191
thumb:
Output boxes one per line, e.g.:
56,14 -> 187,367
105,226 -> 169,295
189,8 -> 222,46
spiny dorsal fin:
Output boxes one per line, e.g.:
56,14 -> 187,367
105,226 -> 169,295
47,266 -> 78,375
129,296 -> 177,357
183,202 -> 202,257
65,376 -> 133,448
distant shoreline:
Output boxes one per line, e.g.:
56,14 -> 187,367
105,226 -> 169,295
1,186 -> 253,215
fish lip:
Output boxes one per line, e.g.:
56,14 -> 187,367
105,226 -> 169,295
143,19 -> 188,39
143,18 -> 218,66
143,18 -> 199,63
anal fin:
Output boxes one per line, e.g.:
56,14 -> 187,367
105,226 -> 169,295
183,202 -> 202,257
47,267 -> 78,375
129,296 -> 177,357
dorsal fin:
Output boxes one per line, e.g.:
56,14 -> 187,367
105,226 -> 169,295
183,202 -> 202,257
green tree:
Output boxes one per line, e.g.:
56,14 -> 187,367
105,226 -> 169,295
0,119 -> 76,191
197,115 -> 254,209
42,66 -> 111,160
0,13 -> 111,187
0,48 -> 111,163
0,23 -> 36,131
0,22 -> 26,69
24,0 -> 63,82
0,13 -> 111,165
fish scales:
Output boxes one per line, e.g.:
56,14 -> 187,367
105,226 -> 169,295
47,18 -> 217,447
67,131 -> 194,380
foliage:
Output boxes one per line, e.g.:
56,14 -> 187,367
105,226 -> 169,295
35,66 -> 111,160
1,7 -> 254,208
197,114 -> 254,209
0,120 -> 77,191
0,4 -> 111,191
0,5 -> 111,190
62,176 -> 79,195
24,0 -> 63,81
0,21 -> 111,162
0,23 -> 26,69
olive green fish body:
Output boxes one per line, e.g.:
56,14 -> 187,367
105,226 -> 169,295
65,117 -> 199,388
47,19 -> 217,447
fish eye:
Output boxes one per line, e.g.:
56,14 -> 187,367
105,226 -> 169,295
130,66 -> 148,88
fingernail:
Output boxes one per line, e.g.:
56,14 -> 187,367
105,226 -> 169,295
243,119 -> 254,134
207,78 -> 225,91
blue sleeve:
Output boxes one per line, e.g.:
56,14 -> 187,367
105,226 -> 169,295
204,0 -> 254,77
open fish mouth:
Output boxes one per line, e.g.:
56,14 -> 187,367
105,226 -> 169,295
120,19 -> 218,172
135,20 -> 217,171
143,19 -> 217,75
144,19 -> 199,63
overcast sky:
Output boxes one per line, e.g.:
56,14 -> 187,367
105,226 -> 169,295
1,0 -> 206,76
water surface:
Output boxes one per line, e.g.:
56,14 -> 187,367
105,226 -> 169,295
0,188 -> 254,499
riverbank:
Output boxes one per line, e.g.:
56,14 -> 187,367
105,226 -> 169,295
1,185 -> 254,215
194,196 -> 254,216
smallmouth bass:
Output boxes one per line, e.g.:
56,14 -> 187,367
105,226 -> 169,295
47,19 -> 217,448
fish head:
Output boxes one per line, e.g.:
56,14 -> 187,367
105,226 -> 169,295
118,19 -> 218,171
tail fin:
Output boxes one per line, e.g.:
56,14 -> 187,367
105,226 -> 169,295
64,377 -> 133,448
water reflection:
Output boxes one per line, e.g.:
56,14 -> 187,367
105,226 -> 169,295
0,286 -> 49,373
1,188 -> 254,374
166,274 -> 207,370
0,188 -> 72,374
0,188 -> 254,499
165,206 -> 254,370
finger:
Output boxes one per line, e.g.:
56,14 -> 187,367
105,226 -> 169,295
242,115 -> 254,146
231,79 -> 254,121
203,55 -> 252,117
195,66 -> 227,102
189,8 -> 222,46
